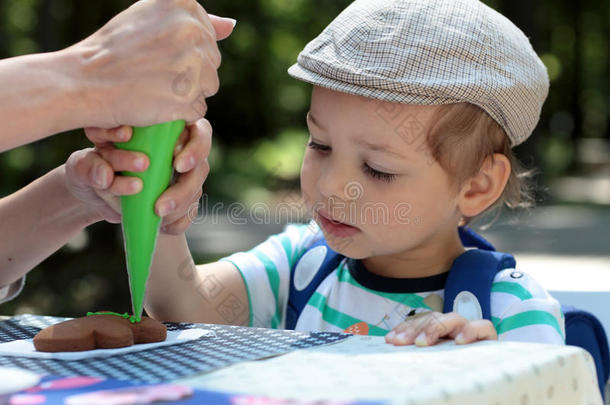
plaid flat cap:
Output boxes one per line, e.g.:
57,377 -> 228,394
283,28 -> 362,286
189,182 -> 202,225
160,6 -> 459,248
288,0 -> 549,146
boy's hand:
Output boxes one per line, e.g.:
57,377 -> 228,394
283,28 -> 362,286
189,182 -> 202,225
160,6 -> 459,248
65,118 -> 212,234
384,312 -> 497,346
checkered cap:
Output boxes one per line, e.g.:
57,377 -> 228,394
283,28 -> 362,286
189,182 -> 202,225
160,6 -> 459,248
288,0 -> 549,146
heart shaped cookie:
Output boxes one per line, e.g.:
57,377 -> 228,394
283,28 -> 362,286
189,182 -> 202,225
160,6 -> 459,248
33,314 -> 166,352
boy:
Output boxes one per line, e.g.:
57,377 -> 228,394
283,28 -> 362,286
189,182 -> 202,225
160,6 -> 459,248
145,0 -> 564,346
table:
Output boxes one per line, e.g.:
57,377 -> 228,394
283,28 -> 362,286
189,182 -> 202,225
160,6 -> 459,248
1,315 -> 604,405
0,314 -> 347,382
182,335 -> 604,405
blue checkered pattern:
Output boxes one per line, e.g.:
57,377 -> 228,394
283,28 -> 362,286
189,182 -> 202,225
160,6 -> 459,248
0,315 -> 349,383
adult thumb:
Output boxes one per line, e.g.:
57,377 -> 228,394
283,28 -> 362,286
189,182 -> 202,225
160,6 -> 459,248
209,14 -> 236,41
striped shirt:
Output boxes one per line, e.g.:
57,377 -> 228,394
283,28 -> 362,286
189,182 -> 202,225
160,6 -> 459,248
220,221 -> 565,345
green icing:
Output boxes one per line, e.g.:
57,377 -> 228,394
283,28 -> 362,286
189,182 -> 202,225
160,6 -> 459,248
86,311 -> 140,323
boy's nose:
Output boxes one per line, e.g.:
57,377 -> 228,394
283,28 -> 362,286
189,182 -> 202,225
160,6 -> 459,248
317,164 -> 355,201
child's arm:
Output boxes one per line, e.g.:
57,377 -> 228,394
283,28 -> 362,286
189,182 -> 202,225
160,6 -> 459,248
144,233 -> 249,325
385,312 -> 497,346
146,222 -> 320,326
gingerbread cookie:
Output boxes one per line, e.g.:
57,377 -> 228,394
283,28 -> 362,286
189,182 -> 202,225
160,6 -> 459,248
33,313 -> 166,352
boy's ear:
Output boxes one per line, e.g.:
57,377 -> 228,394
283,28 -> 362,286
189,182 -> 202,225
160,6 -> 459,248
457,153 -> 511,218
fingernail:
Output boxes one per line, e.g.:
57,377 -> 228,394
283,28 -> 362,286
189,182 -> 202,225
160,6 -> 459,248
415,331 -> 427,346
158,200 -> 176,216
385,330 -> 396,340
395,332 -> 408,344
117,126 -> 130,141
130,179 -> 142,192
455,332 -> 465,344
174,143 -> 184,155
225,17 -> 237,27
177,156 -> 195,172
134,157 -> 146,171
94,165 -> 107,187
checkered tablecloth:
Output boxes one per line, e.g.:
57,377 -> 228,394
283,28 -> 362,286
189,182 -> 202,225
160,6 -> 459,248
0,314 -> 349,383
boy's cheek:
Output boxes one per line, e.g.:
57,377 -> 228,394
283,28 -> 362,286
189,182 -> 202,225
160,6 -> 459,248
300,158 -> 318,200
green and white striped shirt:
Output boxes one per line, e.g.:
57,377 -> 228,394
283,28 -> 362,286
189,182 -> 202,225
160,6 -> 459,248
220,222 -> 565,345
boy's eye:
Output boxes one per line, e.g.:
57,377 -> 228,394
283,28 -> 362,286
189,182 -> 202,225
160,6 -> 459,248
307,140 -> 330,152
307,140 -> 396,183
363,164 -> 397,183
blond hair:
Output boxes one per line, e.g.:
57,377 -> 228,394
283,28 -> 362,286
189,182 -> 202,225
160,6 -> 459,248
425,103 -> 535,226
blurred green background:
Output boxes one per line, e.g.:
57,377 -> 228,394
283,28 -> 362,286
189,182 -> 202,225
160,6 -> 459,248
0,0 -> 608,317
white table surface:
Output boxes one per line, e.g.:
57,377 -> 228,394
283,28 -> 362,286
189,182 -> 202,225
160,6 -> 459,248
178,335 -> 603,405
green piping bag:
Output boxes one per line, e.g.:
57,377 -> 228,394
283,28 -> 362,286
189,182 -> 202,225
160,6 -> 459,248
115,120 -> 185,323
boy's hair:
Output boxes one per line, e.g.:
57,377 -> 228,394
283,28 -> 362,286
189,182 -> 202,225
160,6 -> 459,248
427,102 -> 535,226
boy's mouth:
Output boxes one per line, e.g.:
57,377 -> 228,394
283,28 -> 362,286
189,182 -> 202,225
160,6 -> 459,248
315,209 -> 360,238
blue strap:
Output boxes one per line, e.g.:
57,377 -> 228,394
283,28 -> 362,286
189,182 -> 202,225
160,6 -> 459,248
458,226 -> 496,251
285,238 -> 345,330
563,305 -> 610,400
442,249 -> 516,320
445,226 -> 516,320
287,226 -> 512,328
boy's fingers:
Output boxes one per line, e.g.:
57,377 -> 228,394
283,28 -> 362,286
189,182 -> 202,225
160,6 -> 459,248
156,160 -> 209,220
385,329 -> 412,346
387,313 -> 447,346
386,312 -> 468,346
175,119 -> 212,173
92,195 -> 122,223
390,313 -> 427,335
85,126 -> 132,144
416,313 -> 467,346
160,187 -> 202,226
454,319 -> 498,344
77,153 -> 141,199
96,146 -> 149,173
386,325 -> 417,345
161,213 -> 194,235
106,175 -> 143,196
70,149 -> 114,190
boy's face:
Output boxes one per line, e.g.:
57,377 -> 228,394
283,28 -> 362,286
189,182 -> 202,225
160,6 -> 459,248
300,86 -> 463,259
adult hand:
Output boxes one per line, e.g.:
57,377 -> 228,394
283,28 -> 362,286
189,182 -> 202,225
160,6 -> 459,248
65,119 -> 212,235
71,0 -> 235,128
384,312 -> 498,346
